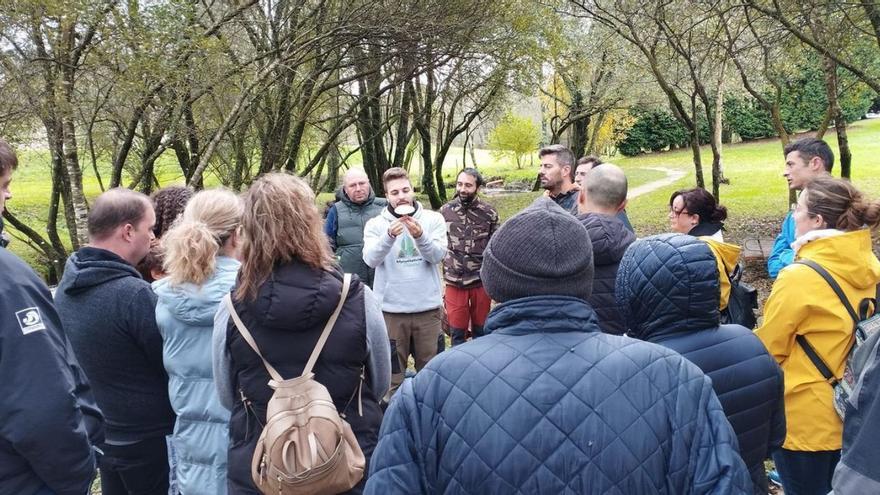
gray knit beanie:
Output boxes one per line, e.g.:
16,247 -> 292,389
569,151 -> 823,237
481,197 -> 594,302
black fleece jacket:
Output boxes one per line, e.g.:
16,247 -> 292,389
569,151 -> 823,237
55,247 -> 175,443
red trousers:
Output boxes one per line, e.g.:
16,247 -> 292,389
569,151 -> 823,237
444,285 -> 491,345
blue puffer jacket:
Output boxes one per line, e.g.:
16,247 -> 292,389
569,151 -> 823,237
616,234 -> 785,494
153,256 -> 239,495
366,295 -> 751,494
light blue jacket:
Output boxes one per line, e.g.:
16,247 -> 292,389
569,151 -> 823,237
767,212 -> 795,278
153,256 -> 239,495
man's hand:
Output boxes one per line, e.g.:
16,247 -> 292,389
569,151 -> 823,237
388,219 -> 405,238
400,216 -> 423,238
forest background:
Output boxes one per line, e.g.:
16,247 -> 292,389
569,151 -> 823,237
1,0 -> 879,282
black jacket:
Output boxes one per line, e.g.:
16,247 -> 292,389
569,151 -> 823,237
550,188 -> 578,212
0,247 -> 103,495
689,221 -> 724,238
226,261 -> 383,494
578,212 -> 635,334
55,247 -> 175,443
616,234 -> 785,494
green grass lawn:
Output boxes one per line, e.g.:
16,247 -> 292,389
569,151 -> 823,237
615,118 -> 880,236
6,118 -> 880,275
426,118 -> 880,234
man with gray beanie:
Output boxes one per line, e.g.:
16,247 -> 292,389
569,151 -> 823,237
365,198 -> 751,494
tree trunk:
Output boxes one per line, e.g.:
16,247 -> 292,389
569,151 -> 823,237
231,134 -> 248,192
815,106 -> 833,139
587,112 -> 607,155
570,115 -> 590,160
823,57 -> 852,178
310,154 -> 327,192
260,70 -> 295,173
462,132 -> 469,169
85,118 -> 105,192
47,171 -> 69,269
434,149 -> 447,203
325,142 -> 341,193
469,142 -> 478,168
356,92 -> 389,195
61,105 -> 89,248
771,101 -> 790,146
707,71 -> 725,200
416,124 -> 442,209
713,65 -> 727,193
689,95 -> 706,189
392,86 -> 412,169
859,0 -> 880,51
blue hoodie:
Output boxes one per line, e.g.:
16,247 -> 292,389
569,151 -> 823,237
153,256 -> 239,495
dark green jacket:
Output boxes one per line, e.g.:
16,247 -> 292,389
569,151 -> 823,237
324,188 -> 387,287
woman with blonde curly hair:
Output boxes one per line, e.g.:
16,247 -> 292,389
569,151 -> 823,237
757,176 -> 880,495
153,188 -> 243,495
213,173 -> 390,495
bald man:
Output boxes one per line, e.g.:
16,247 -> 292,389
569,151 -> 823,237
55,188 -> 176,494
576,164 -> 636,334
325,168 -> 388,287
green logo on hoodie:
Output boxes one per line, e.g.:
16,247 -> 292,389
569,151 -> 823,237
397,233 -> 418,259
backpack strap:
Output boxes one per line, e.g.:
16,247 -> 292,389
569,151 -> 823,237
224,293 -> 284,383
793,259 -> 860,385
860,283 -> 880,320
303,273 -> 352,377
795,260 -> 859,323
223,273 -> 352,382
795,334 -> 839,386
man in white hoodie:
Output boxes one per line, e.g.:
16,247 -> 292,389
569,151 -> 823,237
364,167 -> 448,401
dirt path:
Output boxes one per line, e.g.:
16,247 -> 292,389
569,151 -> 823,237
627,166 -> 688,199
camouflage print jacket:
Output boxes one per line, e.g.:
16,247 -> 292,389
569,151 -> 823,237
440,196 -> 499,288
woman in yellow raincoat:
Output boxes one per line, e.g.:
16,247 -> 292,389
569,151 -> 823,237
756,176 -> 880,495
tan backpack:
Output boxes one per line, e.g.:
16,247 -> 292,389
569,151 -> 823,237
223,273 -> 366,495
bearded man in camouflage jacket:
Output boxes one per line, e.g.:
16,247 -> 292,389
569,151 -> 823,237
440,168 -> 499,346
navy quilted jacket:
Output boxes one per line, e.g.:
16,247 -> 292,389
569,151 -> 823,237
615,234 -> 785,493
365,295 -> 751,494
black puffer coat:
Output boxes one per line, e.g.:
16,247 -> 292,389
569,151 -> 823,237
226,262 -> 382,494
615,234 -> 785,494
578,212 -> 635,335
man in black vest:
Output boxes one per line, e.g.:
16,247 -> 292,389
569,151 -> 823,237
325,168 -> 388,287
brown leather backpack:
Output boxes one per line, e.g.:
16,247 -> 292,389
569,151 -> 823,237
223,273 -> 365,495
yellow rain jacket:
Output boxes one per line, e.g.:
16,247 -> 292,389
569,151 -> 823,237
756,229 -> 880,451
700,237 -> 742,311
